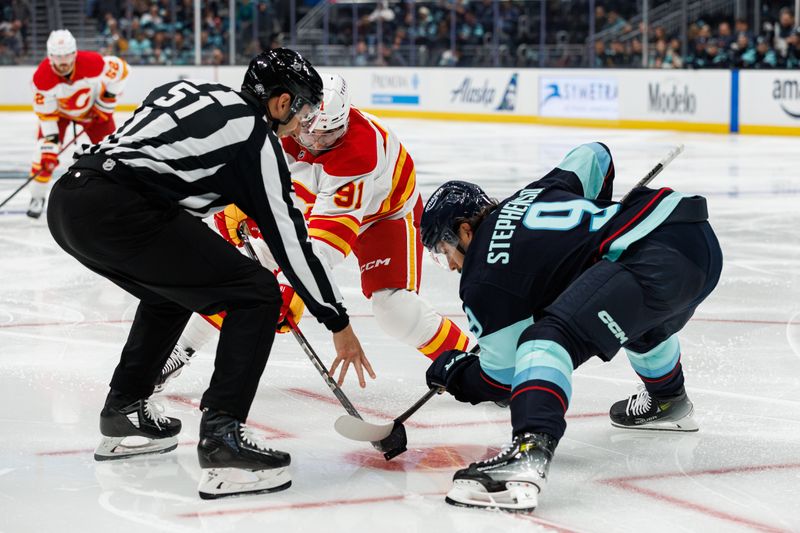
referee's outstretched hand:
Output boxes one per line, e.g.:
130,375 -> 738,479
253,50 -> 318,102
330,324 -> 376,388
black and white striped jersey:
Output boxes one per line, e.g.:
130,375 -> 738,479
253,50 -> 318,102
74,78 -> 348,331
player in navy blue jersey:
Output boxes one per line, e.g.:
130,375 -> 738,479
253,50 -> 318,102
420,142 -> 722,513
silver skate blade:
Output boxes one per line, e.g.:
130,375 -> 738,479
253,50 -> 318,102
94,435 -> 178,461
445,479 -> 540,513
334,415 -> 394,442
198,467 -> 291,499
611,417 -> 699,432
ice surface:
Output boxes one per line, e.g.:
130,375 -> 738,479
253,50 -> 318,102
1,112 -> 799,532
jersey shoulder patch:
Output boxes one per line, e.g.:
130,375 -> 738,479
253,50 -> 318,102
316,109 -> 379,178
32,60 -> 60,91
73,51 -> 105,80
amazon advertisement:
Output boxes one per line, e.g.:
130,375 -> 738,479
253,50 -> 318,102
739,71 -> 800,130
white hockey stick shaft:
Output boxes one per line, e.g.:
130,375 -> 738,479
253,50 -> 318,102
620,143 -> 684,203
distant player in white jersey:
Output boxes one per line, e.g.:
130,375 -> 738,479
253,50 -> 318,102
28,29 -> 129,218
156,74 -> 470,391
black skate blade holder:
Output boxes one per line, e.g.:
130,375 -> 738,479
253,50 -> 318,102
239,232 -> 404,459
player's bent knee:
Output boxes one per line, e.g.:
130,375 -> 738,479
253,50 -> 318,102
372,288 -> 440,347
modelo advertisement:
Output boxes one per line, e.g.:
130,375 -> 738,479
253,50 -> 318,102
538,76 -> 619,119
739,71 -> 800,128
618,70 -> 729,124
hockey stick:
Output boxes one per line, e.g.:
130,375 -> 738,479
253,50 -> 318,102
334,386 -> 442,443
620,143 -> 684,203
239,234 -> 397,457
0,127 -> 86,210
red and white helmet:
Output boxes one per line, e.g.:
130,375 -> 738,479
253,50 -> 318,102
47,29 -> 77,57
296,73 -> 351,151
47,30 -> 77,76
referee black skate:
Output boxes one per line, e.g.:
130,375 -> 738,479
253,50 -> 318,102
47,48 -> 372,499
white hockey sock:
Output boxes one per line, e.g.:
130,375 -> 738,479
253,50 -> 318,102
372,289 -> 444,349
179,313 -> 219,352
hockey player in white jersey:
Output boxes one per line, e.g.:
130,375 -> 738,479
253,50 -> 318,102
156,74 -> 470,392
28,29 -> 129,218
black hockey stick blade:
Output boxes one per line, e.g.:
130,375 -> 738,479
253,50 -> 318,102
334,387 -> 442,459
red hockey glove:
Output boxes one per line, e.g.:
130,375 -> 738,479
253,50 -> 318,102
276,284 -> 305,333
38,141 -> 59,178
91,91 -> 117,122
213,204 -> 262,246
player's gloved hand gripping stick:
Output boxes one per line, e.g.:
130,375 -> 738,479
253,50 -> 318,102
0,127 -> 86,211
238,231 -> 409,459
332,143 -> 686,450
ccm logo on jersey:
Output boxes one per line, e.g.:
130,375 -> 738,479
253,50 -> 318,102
360,258 -> 391,272
598,310 -> 628,344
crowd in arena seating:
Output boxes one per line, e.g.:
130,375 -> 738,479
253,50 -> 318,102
0,1 -> 29,64
593,5 -> 800,69
1,0 -> 799,69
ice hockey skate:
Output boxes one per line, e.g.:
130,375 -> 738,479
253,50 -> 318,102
445,432 -> 556,513
94,396 -> 181,461
610,385 -> 698,431
197,409 -> 291,499
26,196 -> 44,219
153,343 -> 196,393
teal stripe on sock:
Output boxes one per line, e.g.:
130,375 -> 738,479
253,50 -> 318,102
477,317 -> 534,384
625,336 -> 680,378
514,340 -> 573,400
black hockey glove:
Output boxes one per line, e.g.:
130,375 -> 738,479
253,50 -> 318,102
426,349 -> 480,402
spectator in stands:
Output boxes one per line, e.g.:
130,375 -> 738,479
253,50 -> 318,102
101,17 -> 129,56
781,27 -> 800,68
458,11 -> 484,46
668,38 -> 684,68
604,10 -> 629,33
140,4 -> 165,35
0,18 -> 23,56
606,40 -> 627,67
706,39 -> 731,68
128,31 -> 153,64
743,34 -> 778,68
687,37 -> 711,68
773,6 -> 796,57
172,32 -> 194,65
592,40 -> 611,68
731,31 -> 751,67
717,21 -> 734,48
438,47 -> 462,66
734,18 -> 752,40
0,41 -> 16,65
353,39 -> 370,66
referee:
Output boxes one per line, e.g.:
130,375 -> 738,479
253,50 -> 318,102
47,49 -> 372,498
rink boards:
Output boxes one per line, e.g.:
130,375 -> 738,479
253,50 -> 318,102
0,65 -> 799,135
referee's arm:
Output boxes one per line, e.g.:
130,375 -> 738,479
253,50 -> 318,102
245,131 -> 350,333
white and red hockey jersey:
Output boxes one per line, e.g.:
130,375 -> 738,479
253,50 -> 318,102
281,107 -> 419,266
32,50 -> 129,138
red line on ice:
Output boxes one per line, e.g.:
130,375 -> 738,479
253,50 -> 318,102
165,394 -> 295,439
600,463 -> 800,533
288,387 -> 603,429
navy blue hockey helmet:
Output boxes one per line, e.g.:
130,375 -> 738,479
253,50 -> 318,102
421,180 -> 492,253
242,48 -> 324,129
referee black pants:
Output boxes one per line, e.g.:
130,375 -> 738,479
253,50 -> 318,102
48,169 -> 282,421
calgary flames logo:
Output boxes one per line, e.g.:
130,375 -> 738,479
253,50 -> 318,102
58,87 -> 92,112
